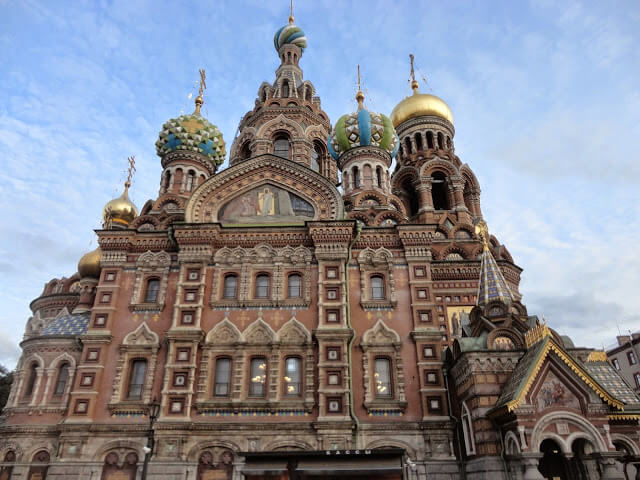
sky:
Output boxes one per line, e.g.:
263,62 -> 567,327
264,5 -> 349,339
0,0 -> 639,368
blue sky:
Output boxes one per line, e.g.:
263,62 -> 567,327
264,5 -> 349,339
1,0 -> 639,368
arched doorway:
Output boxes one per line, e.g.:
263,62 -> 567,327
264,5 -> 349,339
197,450 -> 233,480
569,438 -> 599,480
538,439 -> 570,479
27,450 -> 49,480
0,451 -> 16,480
100,452 -> 138,480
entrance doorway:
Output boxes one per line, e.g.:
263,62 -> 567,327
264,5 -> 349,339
538,439 -> 570,480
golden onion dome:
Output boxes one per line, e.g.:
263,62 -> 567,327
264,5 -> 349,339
102,181 -> 138,228
77,247 -> 102,279
390,81 -> 454,128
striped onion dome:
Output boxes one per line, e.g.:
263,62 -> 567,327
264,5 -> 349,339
328,92 -> 399,161
274,22 -> 307,52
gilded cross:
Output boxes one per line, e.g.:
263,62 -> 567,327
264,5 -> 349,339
409,54 -> 416,83
289,0 -> 294,24
198,68 -> 207,98
126,156 -> 136,185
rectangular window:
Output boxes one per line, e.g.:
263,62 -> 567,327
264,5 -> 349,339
284,357 -> 301,396
127,360 -> 147,400
370,276 -> 385,300
612,358 -> 620,370
425,370 -> 439,385
427,396 -> 442,412
634,373 -> 640,388
223,274 -> 238,299
249,357 -> 267,397
288,274 -> 302,298
104,271 -> 116,282
628,352 -> 637,365
255,275 -> 269,299
214,358 -> 231,396
423,345 -> 435,358
93,314 -> 107,327
419,311 -> 430,323
374,358 -> 392,398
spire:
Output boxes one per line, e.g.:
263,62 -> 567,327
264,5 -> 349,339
409,53 -> 419,93
355,64 -> 365,110
289,0 -> 294,24
194,69 -> 206,115
475,220 -> 513,308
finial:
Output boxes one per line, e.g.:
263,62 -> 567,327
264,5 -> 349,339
409,54 -> 419,93
474,218 -> 489,250
288,0 -> 294,24
125,155 -> 136,190
194,68 -> 207,115
355,64 -> 365,110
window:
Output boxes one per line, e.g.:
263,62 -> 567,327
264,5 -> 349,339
628,351 -> 637,365
374,358 -> 392,398
249,357 -> 267,397
284,357 -> 301,396
431,172 -> 449,210
223,274 -> 238,299
274,135 -> 290,159
352,166 -> 360,189
127,359 -> 147,400
427,396 -> 442,412
425,371 -> 439,385
461,401 -> 476,455
145,278 -> 160,303
311,142 -> 322,172
24,362 -> 38,397
370,275 -> 385,300
288,273 -> 302,298
255,274 -> 270,299
327,397 -> 342,413
214,358 -> 231,396
634,373 -> 640,388
176,348 -> 190,362
612,358 -> 620,370
282,80 -> 289,98
53,363 -> 70,396
173,372 -> 187,387
164,171 -> 171,191
186,170 -> 195,192
426,131 -> 434,149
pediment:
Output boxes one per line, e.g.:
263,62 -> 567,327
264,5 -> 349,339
206,319 -> 242,345
185,154 -> 344,224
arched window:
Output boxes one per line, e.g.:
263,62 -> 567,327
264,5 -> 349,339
163,171 -> 171,192
24,362 -> 38,397
0,450 -> 16,479
27,451 -> 50,480
284,357 -> 301,396
288,273 -> 302,298
223,274 -> 238,299
241,142 -> 251,160
461,401 -> 476,455
282,80 -> 289,98
431,172 -> 449,210
144,278 -> 160,303
249,357 -> 267,397
305,87 -> 312,101
311,142 -> 323,173
376,166 -> 383,188
437,132 -> 444,149
214,357 -> 231,396
446,136 -> 452,150
352,166 -> 360,189
404,137 -> 412,154
402,178 -> 419,218
186,170 -> 195,192
274,135 -> 290,159
261,88 -> 267,102
415,133 -> 423,151
374,357 -> 392,397
370,275 -> 385,300
127,359 -> 147,400
53,362 -> 69,396
426,131 -> 434,149
255,274 -> 270,299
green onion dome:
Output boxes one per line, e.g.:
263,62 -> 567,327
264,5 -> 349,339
155,112 -> 226,171
274,22 -> 307,52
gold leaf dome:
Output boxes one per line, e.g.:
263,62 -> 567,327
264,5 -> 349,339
102,181 -> 138,228
77,247 -> 101,279
390,83 -> 454,128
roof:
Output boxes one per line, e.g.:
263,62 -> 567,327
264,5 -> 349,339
583,361 -> 640,407
492,336 -> 626,413
477,246 -> 513,308
40,313 -> 90,336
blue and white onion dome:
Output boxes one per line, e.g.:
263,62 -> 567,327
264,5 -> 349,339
328,91 -> 399,161
155,99 -> 226,171
274,17 -> 307,52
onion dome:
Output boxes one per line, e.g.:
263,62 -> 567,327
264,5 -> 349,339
328,90 -> 399,161
155,97 -> 226,170
102,181 -> 138,228
77,247 -> 101,279
273,17 -> 307,52
390,79 -> 453,128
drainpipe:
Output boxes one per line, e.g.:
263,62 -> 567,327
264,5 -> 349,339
443,367 -> 467,480
492,419 -> 510,480
346,221 -> 363,449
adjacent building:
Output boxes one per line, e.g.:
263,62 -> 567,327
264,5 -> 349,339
607,332 -> 640,394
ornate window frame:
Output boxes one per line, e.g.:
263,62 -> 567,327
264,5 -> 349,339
357,248 -> 397,309
360,320 -> 406,414
130,251 -> 171,313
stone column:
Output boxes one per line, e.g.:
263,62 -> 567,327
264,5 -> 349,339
521,454 -> 544,480
450,175 -> 466,211
416,181 -> 433,213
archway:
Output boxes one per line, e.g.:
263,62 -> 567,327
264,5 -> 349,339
27,450 -> 49,480
197,450 -> 234,480
569,438 -> 598,480
538,439 -> 570,480
100,452 -> 138,480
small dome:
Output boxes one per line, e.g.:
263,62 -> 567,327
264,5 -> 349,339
155,113 -> 226,170
274,22 -> 307,52
102,182 -> 138,228
77,247 -> 101,279
328,92 -> 399,161
390,84 -> 454,128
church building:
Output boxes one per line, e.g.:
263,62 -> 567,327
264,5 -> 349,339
1,11 -> 639,480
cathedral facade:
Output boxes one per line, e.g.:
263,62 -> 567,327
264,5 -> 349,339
1,14 -> 639,480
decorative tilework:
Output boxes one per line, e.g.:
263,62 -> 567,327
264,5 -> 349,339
477,247 -> 513,308
200,409 -> 309,417
41,313 -> 90,336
